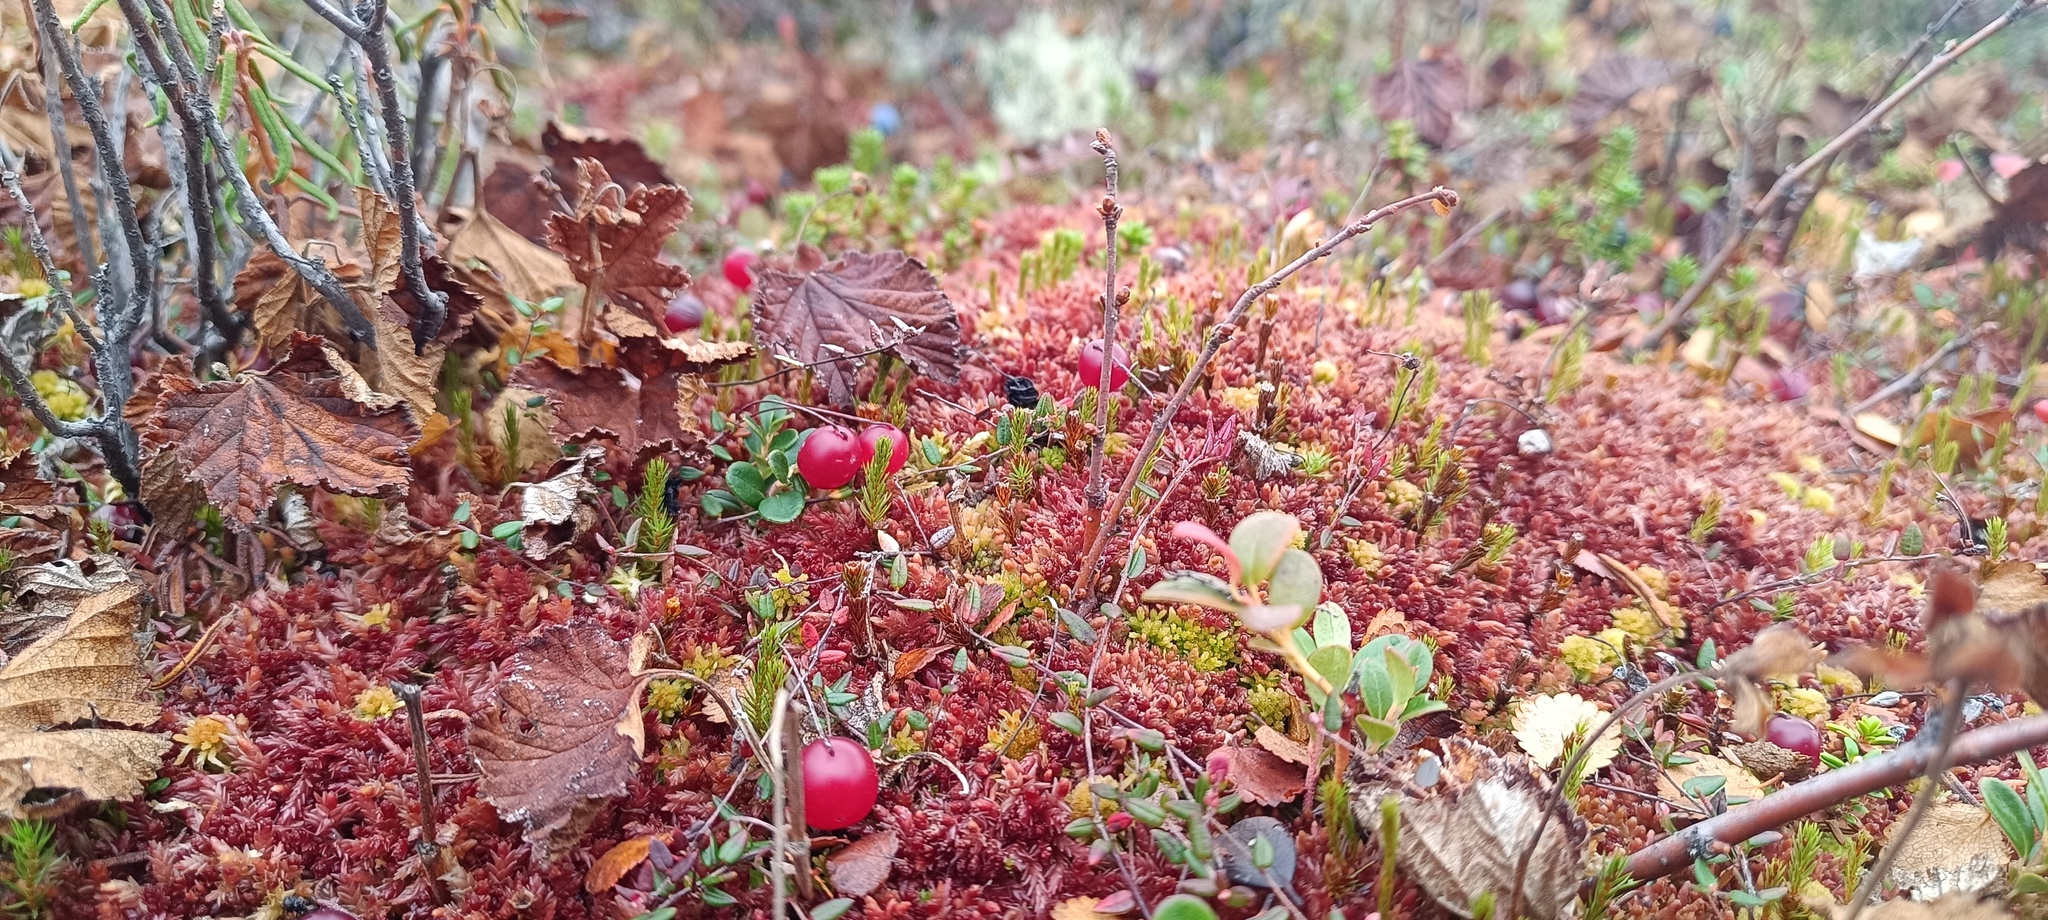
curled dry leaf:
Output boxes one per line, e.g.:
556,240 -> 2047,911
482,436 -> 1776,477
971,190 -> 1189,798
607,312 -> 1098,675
543,159 -> 695,323
1350,737 -> 1588,920
1835,564 -> 2048,705
751,250 -> 964,407
139,334 -> 419,528
0,452 -> 61,521
467,620 -> 647,861
517,446 -> 604,529
1253,725 -> 1311,766
827,829 -> 899,898
1217,745 -> 1307,805
890,646 -> 950,681
444,209 -> 576,328
237,249 -> 364,351
1882,802 -> 2012,900
585,832 -> 668,893
0,555 -> 167,819
1509,693 -> 1620,777
542,121 -> 674,193
513,333 -> 752,462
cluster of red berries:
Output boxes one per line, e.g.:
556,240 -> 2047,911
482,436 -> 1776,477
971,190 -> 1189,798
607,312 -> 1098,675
795,422 -> 909,489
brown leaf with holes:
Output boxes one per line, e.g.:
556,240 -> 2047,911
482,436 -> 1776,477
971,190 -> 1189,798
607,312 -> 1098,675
1884,802 -> 2012,900
513,333 -> 750,462
751,250 -> 963,406
1372,50 -> 1467,147
1350,738 -> 1588,920
139,334 -> 418,527
543,159 -> 694,323
0,729 -> 171,820
467,620 -> 646,862
1218,746 -> 1306,805
827,830 -> 898,898
0,555 -> 166,820
0,555 -> 157,727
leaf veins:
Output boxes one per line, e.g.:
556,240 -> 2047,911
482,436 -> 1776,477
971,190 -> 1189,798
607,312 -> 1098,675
750,249 -> 964,406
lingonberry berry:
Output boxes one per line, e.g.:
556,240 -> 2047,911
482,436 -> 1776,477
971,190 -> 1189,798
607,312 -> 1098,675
801,738 -> 878,830
858,424 -> 909,475
723,250 -> 757,291
1078,340 -> 1130,390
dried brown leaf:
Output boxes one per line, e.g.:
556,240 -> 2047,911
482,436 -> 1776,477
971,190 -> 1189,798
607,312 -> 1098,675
827,829 -> 898,898
585,833 -> 664,893
1569,56 -> 1681,129
1806,893 -> 2013,920
467,620 -> 646,862
1050,897 -> 1120,920
1218,745 -> 1306,805
0,452 -> 61,521
543,159 -> 695,321
445,210 -> 577,311
513,334 -> 748,461
0,555 -> 156,729
1254,725 -> 1311,766
0,729 -> 171,820
1371,51 -> 1468,147
1977,559 -> 2048,614
237,250 -> 359,352
1350,738 -> 1587,920
751,250 -> 964,406
1885,802 -> 2011,900
891,646 -> 949,681
140,335 -> 418,527
1574,550 -> 1681,633
1656,752 -> 1769,803
543,122 -> 673,192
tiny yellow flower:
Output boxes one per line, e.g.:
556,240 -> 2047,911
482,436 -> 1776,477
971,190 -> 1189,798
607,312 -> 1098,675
1767,472 -> 1805,500
1777,687 -> 1829,720
1311,360 -> 1340,386
1385,479 -> 1424,516
17,278 -> 51,300
1219,386 -> 1261,415
1611,606 -> 1662,644
173,714 -> 236,771
1560,634 -> 1620,679
349,603 -> 394,631
1816,664 -> 1863,694
1802,487 -> 1837,514
353,686 -> 400,720
646,679 -> 691,719
1797,455 -> 1825,474
1345,539 -> 1386,577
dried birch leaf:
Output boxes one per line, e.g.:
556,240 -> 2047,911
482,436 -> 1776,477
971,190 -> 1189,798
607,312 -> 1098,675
751,250 -> 964,406
445,210 -> 576,312
467,620 -> 645,861
1350,738 -> 1588,920
1884,802 -> 2012,900
1217,745 -> 1307,805
585,833 -> 666,893
1253,725 -> 1311,766
826,829 -> 899,897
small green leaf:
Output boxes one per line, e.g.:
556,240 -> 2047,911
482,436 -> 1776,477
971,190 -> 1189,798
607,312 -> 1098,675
1125,545 -> 1147,580
812,899 -> 856,920
490,521 -> 524,540
726,463 -> 767,506
459,529 -> 478,550
1141,573 -> 1244,613
1060,609 -> 1098,644
1152,894 -> 1220,920
1049,712 -> 1085,737
2013,873 -> 2048,895
716,829 -> 748,864
1353,649 -> 1394,720
1984,778 -> 2036,862
1682,775 -> 1727,799
1303,645 -> 1354,708
1251,835 -> 1274,868
1311,602 -> 1350,651
759,489 -> 805,524
1229,511 -> 1302,587
1123,797 -> 1167,828
1266,548 -> 1323,611
994,645 -> 1032,667
452,501 -> 472,523
1354,714 -> 1397,749
1129,728 -> 1166,751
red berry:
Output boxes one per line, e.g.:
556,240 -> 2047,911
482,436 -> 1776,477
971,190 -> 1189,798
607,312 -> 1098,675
858,424 -> 909,475
1078,340 -> 1130,391
2035,400 -> 2048,425
663,293 -> 705,333
1765,713 -> 1822,764
801,738 -> 878,830
1768,368 -> 1813,402
1499,278 -> 1539,314
723,250 -> 756,291
797,425 -> 863,489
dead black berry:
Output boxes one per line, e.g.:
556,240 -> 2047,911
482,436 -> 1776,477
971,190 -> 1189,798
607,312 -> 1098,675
1005,375 -> 1040,409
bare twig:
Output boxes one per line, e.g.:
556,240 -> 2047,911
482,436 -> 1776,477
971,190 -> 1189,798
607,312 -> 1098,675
1636,0 -> 2042,350
391,681 -> 449,905
1081,130 -> 1126,550
1842,682 -> 1965,920
355,0 -> 448,350
36,21 -> 96,273
1073,187 -> 1460,602
1624,710 -> 2048,883
120,0 -> 238,349
1845,325 -> 1985,418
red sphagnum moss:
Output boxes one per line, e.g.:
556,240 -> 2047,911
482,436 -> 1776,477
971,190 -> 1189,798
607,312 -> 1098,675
76,200 -> 2035,920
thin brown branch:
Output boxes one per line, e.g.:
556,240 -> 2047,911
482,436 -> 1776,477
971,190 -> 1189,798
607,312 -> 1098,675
1636,0 -> 2042,350
355,0 -> 448,351
1080,129 -> 1124,550
1845,324 -> 1985,418
1624,711 -> 2048,884
1072,186 -> 1460,603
